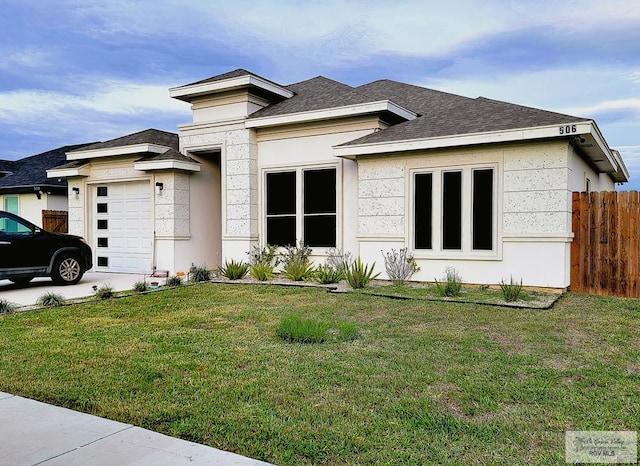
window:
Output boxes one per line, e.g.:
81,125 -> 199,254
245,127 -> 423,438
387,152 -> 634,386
414,166 -> 495,254
0,213 -> 31,235
4,196 -> 18,215
97,219 -> 108,230
97,203 -> 108,213
97,256 -> 108,267
265,167 -> 337,248
97,237 -> 108,248
97,186 -> 108,197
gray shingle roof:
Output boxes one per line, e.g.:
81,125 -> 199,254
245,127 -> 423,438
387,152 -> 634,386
68,129 -> 178,153
137,148 -> 200,164
341,80 -> 589,145
249,76 -> 377,118
0,143 -> 95,193
181,68 -> 286,92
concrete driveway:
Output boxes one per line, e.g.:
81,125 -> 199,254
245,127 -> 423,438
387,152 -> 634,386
0,272 -> 165,308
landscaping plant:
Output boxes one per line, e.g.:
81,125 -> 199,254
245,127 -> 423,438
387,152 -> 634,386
218,260 -> 249,280
382,248 -> 420,285
500,276 -> 525,302
165,275 -> 183,287
133,280 -> 150,292
248,244 -> 278,281
94,284 -> 115,300
281,243 -> 314,281
36,292 -> 66,307
190,264 -> 212,282
325,247 -> 353,274
0,298 -> 17,314
276,314 -> 357,343
314,263 -> 344,284
434,266 -> 463,297
344,257 -> 380,289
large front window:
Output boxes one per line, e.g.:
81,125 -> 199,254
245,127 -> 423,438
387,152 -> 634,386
265,167 -> 337,247
414,166 -> 495,254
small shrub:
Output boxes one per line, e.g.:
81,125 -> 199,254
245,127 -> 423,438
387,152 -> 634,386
281,243 -> 314,281
133,280 -> 149,292
218,260 -> 249,280
249,262 -> 275,281
325,248 -> 353,274
0,298 -> 17,314
248,244 -> 280,267
165,275 -> 183,287
500,276 -> 524,302
276,314 -> 357,343
344,257 -> 380,289
434,267 -> 463,297
190,265 -> 212,282
382,248 -> 420,285
36,292 -> 66,307
314,263 -> 344,284
94,284 -> 114,300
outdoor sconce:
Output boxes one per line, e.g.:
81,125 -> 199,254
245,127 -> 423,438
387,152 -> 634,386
72,187 -> 80,198
155,182 -> 164,195
34,186 -> 42,200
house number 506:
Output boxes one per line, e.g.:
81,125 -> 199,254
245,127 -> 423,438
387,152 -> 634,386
559,125 -> 577,134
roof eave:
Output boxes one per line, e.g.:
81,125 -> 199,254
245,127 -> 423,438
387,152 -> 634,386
47,165 -> 90,178
169,75 -> 294,102
66,144 -> 172,161
246,100 -> 417,129
133,160 -> 201,172
334,121 -> 621,178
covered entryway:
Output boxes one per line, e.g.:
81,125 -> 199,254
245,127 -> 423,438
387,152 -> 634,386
93,181 -> 153,273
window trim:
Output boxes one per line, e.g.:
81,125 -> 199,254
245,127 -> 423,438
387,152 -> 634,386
410,163 -> 500,260
261,163 -> 340,251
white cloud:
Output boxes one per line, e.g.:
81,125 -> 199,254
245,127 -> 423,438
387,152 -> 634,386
563,99 -> 640,119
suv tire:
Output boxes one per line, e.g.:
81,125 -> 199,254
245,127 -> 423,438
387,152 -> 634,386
52,253 -> 84,285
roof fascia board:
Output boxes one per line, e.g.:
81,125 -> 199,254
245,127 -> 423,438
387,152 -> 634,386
334,121 -> 605,159
245,100 -> 417,128
66,144 -> 171,161
133,160 -> 201,172
170,75 -> 294,101
47,166 -> 90,178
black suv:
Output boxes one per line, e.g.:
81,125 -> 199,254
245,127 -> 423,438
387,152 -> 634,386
0,210 -> 92,286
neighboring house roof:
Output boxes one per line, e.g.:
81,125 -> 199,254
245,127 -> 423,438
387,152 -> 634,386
0,143 -> 95,195
0,160 -> 18,174
69,128 -> 178,153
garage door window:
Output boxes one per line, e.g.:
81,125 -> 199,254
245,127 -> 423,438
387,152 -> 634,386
97,219 -> 108,230
97,186 -> 108,197
97,203 -> 108,213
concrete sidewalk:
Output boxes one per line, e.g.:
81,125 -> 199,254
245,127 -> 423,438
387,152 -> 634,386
0,272 -> 162,307
0,392 -> 271,465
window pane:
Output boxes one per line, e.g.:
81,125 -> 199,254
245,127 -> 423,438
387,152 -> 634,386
266,216 -> 296,247
97,203 -> 108,213
304,169 -> 336,214
97,237 -> 108,248
473,169 -> 493,250
266,172 -> 295,215
414,173 -> 432,249
97,257 -> 108,267
304,215 -> 336,247
97,186 -> 108,197
442,171 -> 462,250
97,219 -> 108,230
4,196 -> 18,214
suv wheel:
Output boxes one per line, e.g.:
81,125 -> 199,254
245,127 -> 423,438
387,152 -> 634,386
52,253 -> 84,285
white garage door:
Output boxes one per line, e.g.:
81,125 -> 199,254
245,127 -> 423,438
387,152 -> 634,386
93,181 -> 153,273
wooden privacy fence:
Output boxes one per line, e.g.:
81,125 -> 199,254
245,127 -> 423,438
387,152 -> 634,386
42,210 -> 68,233
571,191 -> 640,297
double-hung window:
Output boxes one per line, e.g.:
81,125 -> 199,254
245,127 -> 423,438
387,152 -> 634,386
414,166 -> 495,255
265,167 -> 337,248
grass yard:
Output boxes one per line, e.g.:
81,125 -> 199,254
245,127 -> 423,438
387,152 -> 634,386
0,284 -> 638,465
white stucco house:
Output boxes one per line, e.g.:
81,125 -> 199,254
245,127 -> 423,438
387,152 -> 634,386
48,68 -> 628,287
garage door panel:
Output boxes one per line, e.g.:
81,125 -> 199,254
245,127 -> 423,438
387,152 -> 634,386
93,181 -> 153,274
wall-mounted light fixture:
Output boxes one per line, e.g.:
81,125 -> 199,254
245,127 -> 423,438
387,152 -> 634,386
72,187 -> 80,199
34,186 -> 43,200
155,182 -> 164,195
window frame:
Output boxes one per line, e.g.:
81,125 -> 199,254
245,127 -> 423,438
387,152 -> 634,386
261,163 -> 340,250
410,163 -> 499,259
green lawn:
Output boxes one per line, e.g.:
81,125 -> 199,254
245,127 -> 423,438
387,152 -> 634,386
0,284 -> 638,465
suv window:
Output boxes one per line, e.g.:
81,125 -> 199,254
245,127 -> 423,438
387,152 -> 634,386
0,215 -> 33,235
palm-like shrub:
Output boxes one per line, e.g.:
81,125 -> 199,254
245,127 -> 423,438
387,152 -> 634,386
434,267 -> 463,297
281,243 -> 314,281
218,260 -> 249,280
344,257 -> 379,289
37,292 -> 66,307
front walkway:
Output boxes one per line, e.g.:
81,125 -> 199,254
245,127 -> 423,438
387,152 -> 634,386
0,392 -> 271,465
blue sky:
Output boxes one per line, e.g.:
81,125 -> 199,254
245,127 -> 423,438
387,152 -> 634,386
1,0 -> 639,187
